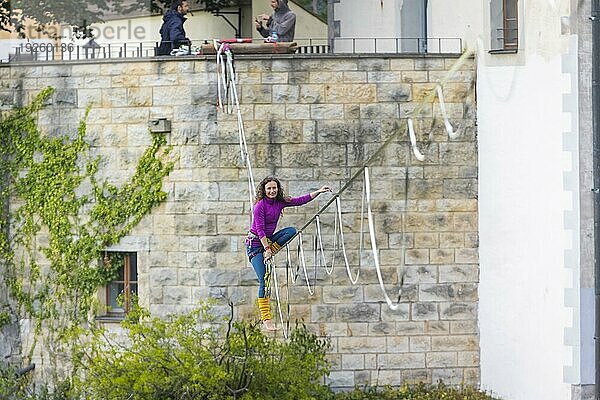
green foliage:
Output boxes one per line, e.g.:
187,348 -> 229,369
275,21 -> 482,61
199,0 -> 242,12
292,0 -> 327,22
0,87 -> 173,365
72,303 -> 332,400
0,0 -> 117,37
333,382 -> 500,400
0,363 -> 28,399
1,0 -> 244,39
0,309 -> 11,329
0,300 -> 497,400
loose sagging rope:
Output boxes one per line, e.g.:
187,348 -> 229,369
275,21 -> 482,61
223,48 -> 476,320
407,118 -> 426,161
363,166 -> 400,310
406,48 -> 475,147
269,257 -> 290,338
215,42 -> 257,217
436,85 -> 458,139
265,49 -> 476,312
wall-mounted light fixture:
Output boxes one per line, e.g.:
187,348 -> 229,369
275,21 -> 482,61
148,118 -> 171,133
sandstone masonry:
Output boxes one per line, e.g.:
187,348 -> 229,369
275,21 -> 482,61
0,53 -> 477,389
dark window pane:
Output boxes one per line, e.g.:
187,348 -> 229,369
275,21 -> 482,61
129,253 -> 137,279
505,0 -> 517,18
116,261 -> 124,280
108,282 -> 124,310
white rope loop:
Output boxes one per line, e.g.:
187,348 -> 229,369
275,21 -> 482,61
315,215 -> 334,275
270,258 -> 289,339
215,42 -> 229,113
407,118 -> 425,161
436,85 -> 459,139
359,173 -> 366,270
287,243 -> 300,284
364,167 -> 400,311
335,196 -> 359,285
297,232 -> 315,295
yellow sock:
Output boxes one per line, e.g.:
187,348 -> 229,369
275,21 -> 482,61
270,241 -> 281,253
257,297 -> 271,321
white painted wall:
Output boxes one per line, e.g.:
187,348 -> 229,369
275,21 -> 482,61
330,0 -> 405,53
427,0 -> 484,51
330,0 -> 479,53
478,58 -> 572,400
332,0 -> 399,38
477,0 -> 579,399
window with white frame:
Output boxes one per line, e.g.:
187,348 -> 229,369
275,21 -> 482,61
490,0 -> 518,52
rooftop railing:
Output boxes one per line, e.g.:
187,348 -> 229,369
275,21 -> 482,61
4,36 -> 463,63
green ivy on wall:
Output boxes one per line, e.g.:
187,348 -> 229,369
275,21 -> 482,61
0,87 -> 173,363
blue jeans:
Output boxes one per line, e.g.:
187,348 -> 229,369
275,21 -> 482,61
247,227 -> 296,298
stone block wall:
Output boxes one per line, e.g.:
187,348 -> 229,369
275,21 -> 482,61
0,53 -> 477,389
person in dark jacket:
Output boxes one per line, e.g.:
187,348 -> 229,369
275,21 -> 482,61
157,0 -> 191,55
255,0 -> 296,42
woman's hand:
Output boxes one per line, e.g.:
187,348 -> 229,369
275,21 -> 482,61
310,185 -> 332,199
318,185 -> 332,194
264,247 -> 273,260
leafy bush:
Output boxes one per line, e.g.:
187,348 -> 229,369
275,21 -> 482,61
0,363 -> 28,399
333,382 -> 501,400
2,302 -> 498,400
0,363 -> 69,400
71,303 -> 332,400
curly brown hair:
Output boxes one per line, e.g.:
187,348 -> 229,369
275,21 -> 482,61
254,176 -> 289,204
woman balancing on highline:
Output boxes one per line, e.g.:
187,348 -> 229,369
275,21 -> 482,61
247,177 -> 331,331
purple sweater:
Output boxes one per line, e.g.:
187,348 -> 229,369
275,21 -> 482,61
248,194 -> 313,247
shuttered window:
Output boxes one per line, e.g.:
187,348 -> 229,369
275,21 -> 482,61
490,0 -> 518,52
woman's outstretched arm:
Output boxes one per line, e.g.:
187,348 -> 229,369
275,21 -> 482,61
310,185 -> 332,199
